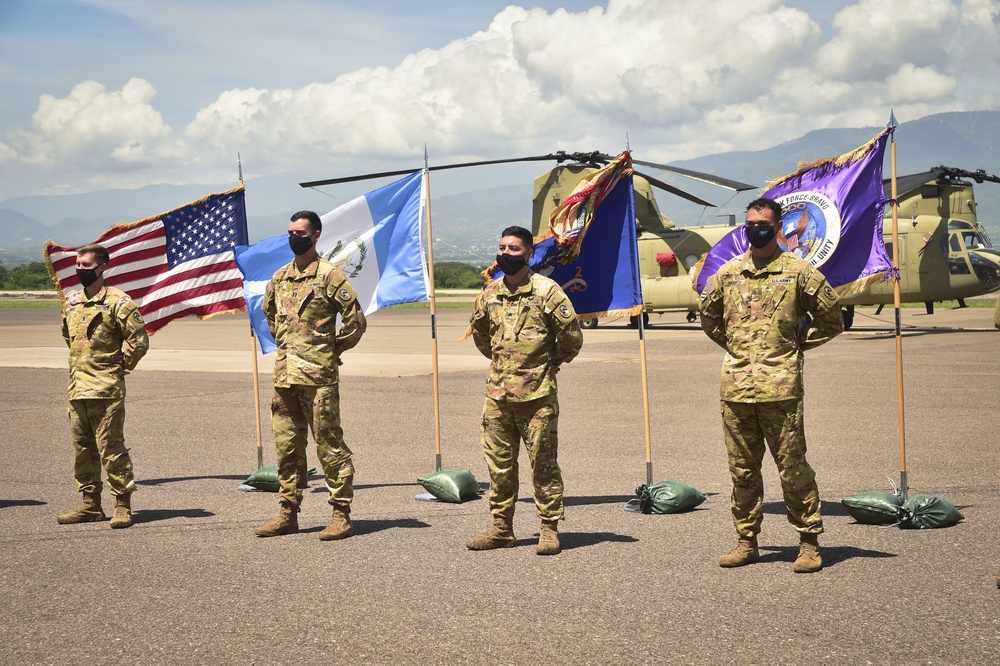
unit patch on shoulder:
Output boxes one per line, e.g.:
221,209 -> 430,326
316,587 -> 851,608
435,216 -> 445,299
338,288 -> 352,302
558,303 -> 571,320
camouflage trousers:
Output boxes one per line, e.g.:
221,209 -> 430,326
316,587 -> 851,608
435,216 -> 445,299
68,398 -> 136,496
722,399 -> 823,537
272,384 -> 354,508
481,395 -> 563,521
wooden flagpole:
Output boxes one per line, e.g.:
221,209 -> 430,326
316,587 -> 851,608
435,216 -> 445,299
638,314 -> 654,486
887,113 -> 908,498
424,146 -> 444,472
238,153 -> 264,470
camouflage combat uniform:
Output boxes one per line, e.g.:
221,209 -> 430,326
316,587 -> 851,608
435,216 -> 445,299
61,285 -> 149,496
470,270 -> 583,521
263,258 -> 366,509
700,248 -> 842,538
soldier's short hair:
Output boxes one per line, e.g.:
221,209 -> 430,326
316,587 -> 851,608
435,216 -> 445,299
291,210 -> 322,232
746,198 -> 783,222
500,225 -> 533,249
77,243 -> 110,266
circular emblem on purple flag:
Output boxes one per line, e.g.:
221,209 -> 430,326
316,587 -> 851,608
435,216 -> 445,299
775,191 -> 843,267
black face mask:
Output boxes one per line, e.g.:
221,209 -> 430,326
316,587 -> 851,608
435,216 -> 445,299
748,225 -> 777,249
288,234 -> 314,256
76,268 -> 100,288
496,253 -> 527,275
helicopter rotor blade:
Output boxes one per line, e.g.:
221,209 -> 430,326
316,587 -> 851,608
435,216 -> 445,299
298,151 -> 610,188
631,158 -> 757,192
635,170 -> 716,207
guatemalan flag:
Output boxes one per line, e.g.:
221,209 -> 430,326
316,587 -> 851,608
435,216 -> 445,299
234,171 -> 430,354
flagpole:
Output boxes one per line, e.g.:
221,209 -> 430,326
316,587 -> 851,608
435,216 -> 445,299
623,137 -> 654,486
887,113 -> 908,499
424,146 -> 444,472
638,314 -> 654,486
237,152 -> 265,470
250,328 -> 264,469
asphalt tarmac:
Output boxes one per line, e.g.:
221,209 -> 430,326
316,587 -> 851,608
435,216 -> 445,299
1,304 -> 998,664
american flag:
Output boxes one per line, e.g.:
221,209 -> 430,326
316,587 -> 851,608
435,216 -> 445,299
44,187 -> 249,334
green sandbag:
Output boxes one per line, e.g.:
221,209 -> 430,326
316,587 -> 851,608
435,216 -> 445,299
898,495 -> 965,529
418,469 -> 480,503
244,464 -> 316,492
841,491 -> 904,524
635,480 -> 706,514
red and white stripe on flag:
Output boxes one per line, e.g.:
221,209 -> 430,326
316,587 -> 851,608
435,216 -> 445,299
43,187 -> 249,334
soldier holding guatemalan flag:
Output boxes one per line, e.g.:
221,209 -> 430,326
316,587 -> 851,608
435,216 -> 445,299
253,211 -> 367,541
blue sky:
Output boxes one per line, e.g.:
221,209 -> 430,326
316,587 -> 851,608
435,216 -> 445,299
0,0 -> 997,201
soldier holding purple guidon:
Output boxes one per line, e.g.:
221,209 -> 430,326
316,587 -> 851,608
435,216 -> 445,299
700,198 -> 843,573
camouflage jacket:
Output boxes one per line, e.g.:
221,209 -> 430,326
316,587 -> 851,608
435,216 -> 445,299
263,258 -> 367,388
471,271 -> 583,402
61,285 -> 149,400
699,248 -> 843,403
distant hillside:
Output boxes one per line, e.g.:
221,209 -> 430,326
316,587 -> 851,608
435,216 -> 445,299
3,111 -> 999,265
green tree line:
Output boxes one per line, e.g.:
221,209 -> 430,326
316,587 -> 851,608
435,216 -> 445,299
433,262 -> 488,289
0,261 -> 55,290
0,260 -> 485,291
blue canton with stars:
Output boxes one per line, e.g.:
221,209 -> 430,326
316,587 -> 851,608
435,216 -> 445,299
162,190 -> 248,268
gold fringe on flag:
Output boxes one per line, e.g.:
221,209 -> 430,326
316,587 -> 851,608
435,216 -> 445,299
764,128 -> 890,191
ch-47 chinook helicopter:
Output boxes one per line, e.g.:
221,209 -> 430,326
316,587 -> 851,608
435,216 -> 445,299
531,160 -> 1000,330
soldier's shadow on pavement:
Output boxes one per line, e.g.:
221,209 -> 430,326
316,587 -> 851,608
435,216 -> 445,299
0,499 -> 46,508
133,508 -> 215,524
139,474 -> 249,487
759,544 -> 897,568
559,531 -> 639,550
298,518 -> 431,536
563,495 -> 637,507
761,500 -> 851,517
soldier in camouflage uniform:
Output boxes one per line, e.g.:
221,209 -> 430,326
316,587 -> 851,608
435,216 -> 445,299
993,295 -> 1000,329
254,211 -> 367,540
57,243 -> 149,529
700,198 -> 843,573
467,225 -> 584,555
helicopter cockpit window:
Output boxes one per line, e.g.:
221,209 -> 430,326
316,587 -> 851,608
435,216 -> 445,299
961,231 -> 993,250
950,234 -> 962,252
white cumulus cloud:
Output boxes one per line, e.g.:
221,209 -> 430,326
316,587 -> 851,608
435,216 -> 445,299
1,0 -> 999,199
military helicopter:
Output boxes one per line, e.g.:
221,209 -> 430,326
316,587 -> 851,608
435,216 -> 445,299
531,160 -> 1000,330
302,155 -> 1000,332
839,166 -> 1000,328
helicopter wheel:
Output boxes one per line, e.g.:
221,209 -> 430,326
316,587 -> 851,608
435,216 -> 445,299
686,311 -> 698,323
842,305 -> 854,331
580,317 -> 598,329
628,313 -> 650,328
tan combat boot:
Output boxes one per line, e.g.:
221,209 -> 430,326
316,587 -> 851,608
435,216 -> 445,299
466,515 -> 516,550
57,491 -> 106,524
718,536 -> 760,567
318,505 -> 353,541
792,533 -> 822,573
537,519 -> 561,556
109,493 -> 133,529
254,501 -> 299,537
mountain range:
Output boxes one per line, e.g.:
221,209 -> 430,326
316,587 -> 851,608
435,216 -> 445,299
2,111 -> 998,266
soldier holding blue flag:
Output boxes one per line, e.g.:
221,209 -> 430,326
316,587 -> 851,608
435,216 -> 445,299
467,226 -> 583,556
699,198 -> 843,573
254,211 -> 367,541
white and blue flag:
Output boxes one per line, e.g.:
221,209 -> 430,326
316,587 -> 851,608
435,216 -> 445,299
234,171 -> 430,354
